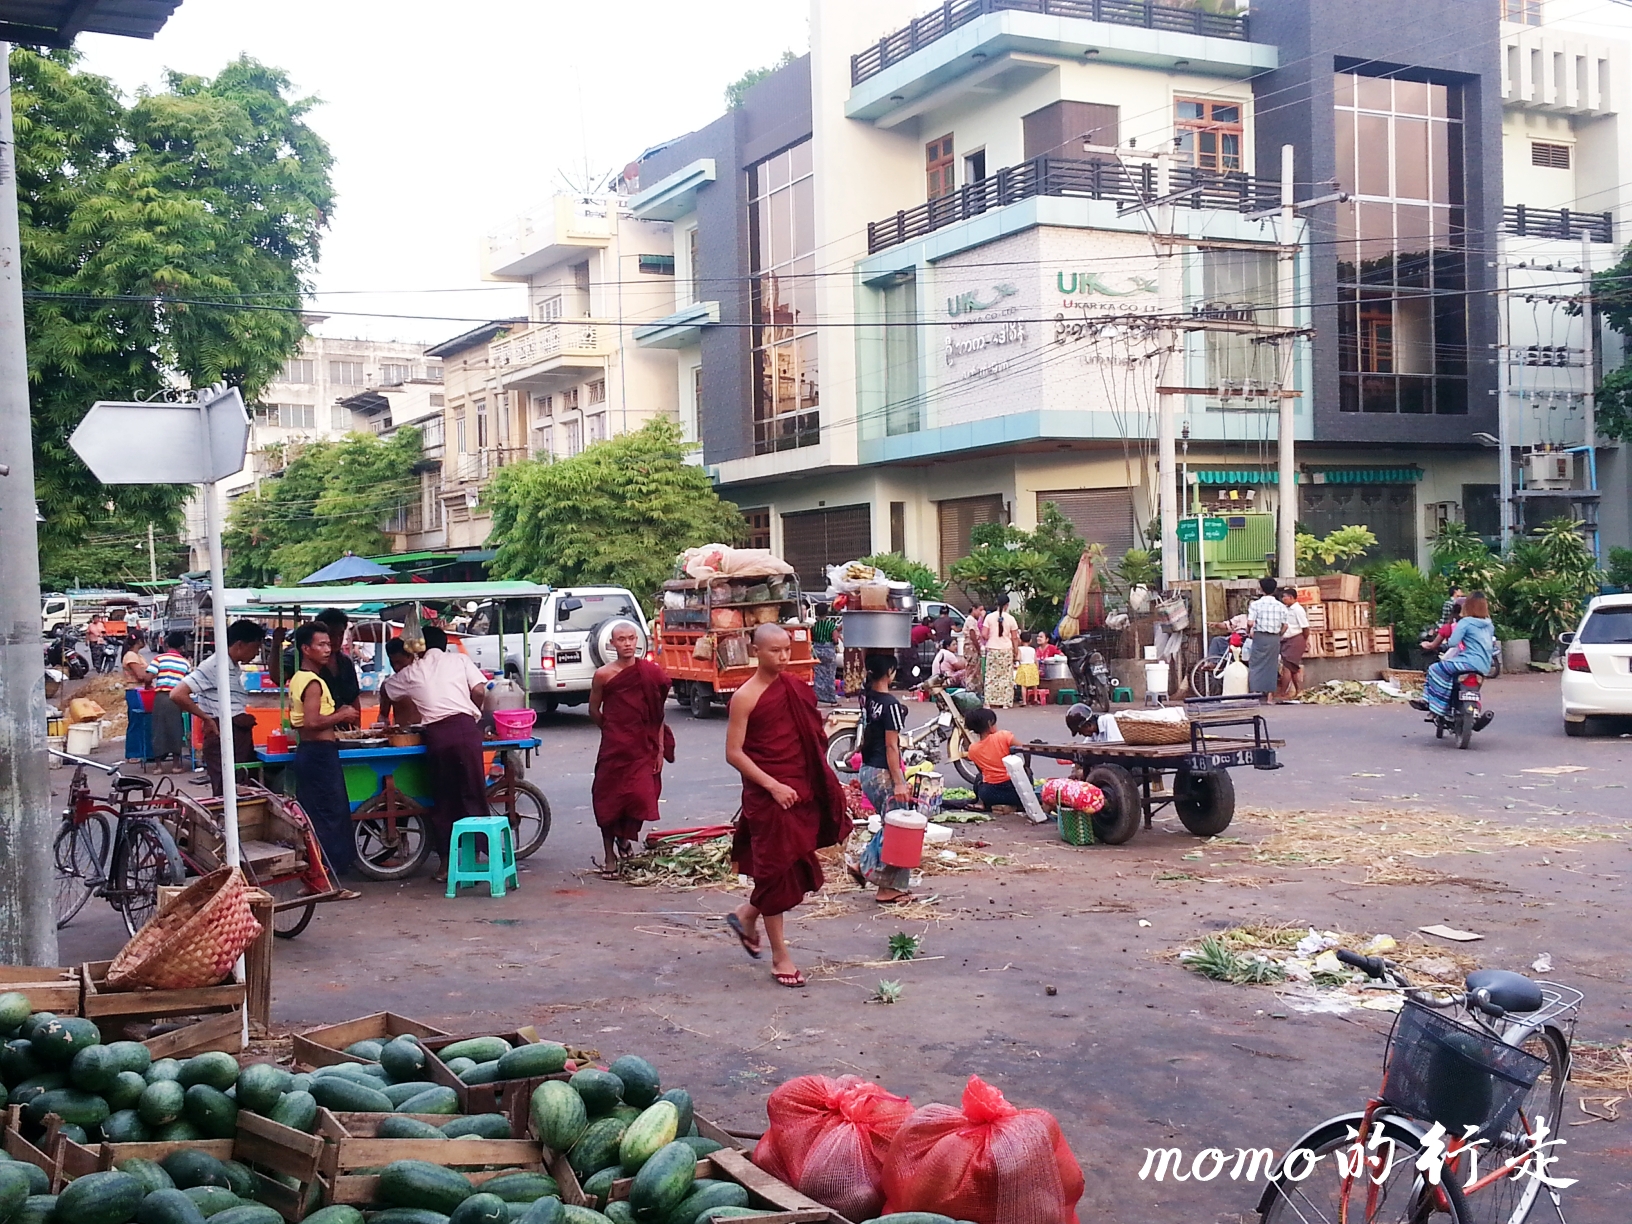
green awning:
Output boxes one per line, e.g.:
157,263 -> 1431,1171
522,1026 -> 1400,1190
1194,469 -> 1288,485
1309,467 -> 1424,485
366,551 -> 458,565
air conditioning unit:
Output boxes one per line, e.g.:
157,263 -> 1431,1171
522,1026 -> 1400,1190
1525,450 -> 1575,490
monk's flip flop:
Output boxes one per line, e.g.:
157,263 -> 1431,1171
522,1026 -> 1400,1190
726,912 -> 762,959
773,970 -> 806,988
875,893 -> 916,906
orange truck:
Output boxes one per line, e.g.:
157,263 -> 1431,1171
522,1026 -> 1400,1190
656,574 -> 813,717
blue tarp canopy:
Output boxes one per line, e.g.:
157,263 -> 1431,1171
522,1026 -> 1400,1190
298,554 -> 396,585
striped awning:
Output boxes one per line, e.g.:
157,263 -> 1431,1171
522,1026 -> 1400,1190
1193,469 -> 1288,485
1308,467 -> 1424,485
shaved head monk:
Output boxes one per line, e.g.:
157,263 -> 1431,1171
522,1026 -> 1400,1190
589,622 -> 674,875
724,623 -> 846,987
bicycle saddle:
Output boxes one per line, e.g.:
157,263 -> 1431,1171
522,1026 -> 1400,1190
1465,969 -> 1543,1013
113,777 -> 154,794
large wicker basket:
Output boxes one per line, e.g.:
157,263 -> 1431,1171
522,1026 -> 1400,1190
106,866 -> 263,991
1115,713 -> 1193,746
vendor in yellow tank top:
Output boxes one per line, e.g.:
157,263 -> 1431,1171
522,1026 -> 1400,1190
288,666 -> 336,728
288,622 -> 362,892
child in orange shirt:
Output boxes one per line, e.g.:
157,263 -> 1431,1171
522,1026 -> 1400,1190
964,707 -> 1022,811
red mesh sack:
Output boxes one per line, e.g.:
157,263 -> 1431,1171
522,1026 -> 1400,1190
753,1074 -> 914,1220
881,1075 -> 1085,1224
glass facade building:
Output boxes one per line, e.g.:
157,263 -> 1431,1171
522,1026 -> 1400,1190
1333,72 -> 1468,416
749,140 -> 819,453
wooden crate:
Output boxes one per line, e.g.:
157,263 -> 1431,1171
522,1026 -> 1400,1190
0,965 -> 80,1015
1304,603 -> 1327,631
1316,573 -> 1363,602
1349,628 -> 1374,655
235,1110 -> 327,1223
292,1012 -> 450,1069
2,1105 -> 62,1191
1323,601 -> 1374,631
1374,626 -> 1395,653
1329,631 -> 1353,658
57,1134 -> 235,1182
80,961 -> 245,1054
1304,631 -> 1330,659
422,1027 -> 563,1115
321,1107 -> 544,1205
601,1146 -> 843,1224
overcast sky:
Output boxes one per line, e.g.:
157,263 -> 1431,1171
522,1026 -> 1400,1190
77,1 -> 811,347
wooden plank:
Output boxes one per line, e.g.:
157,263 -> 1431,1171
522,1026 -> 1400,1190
245,896 -> 274,1032
248,1168 -> 306,1223
330,1166 -> 541,1207
144,1008 -> 244,1058
607,1159 -> 719,1200
0,966 -> 80,1014
292,1012 -> 449,1069
241,839 -> 303,876
81,960 -> 244,1021
711,1148 -> 849,1221
337,1137 -> 541,1167
694,1113 -> 752,1150
235,1110 -> 325,1182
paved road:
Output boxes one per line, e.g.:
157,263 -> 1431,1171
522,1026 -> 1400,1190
57,669 -> 1631,1221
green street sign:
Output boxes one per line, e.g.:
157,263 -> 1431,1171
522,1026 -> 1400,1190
1177,517 -> 1230,543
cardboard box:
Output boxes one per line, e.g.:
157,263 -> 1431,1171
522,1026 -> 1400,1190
292,1012 -> 450,1069
0,965 -> 80,1015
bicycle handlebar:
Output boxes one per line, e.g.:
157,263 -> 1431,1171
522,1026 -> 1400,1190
1336,950 -> 1388,978
47,749 -> 118,775
1335,948 -> 1507,1017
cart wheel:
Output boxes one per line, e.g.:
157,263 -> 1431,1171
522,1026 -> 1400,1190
949,729 -> 980,785
1173,768 -> 1236,837
1086,765 -> 1141,845
351,794 -> 433,881
489,778 -> 551,859
264,878 -> 317,939
689,683 -> 713,719
826,727 -> 859,777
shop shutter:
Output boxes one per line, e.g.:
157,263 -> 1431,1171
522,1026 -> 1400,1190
1036,488 -> 1136,556
780,505 -> 873,590
937,494 -> 1005,576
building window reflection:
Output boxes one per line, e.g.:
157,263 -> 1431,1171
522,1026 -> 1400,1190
1334,71 -> 1467,415
749,140 -> 819,454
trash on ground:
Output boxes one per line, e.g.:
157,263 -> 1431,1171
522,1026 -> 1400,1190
1419,923 -> 1482,942
1173,923 -> 1480,1002
616,835 -> 737,889
1238,805 -> 1623,868
1531,952 -> 1553,972
1301,679 -> 1406,706
1521,765 -> 1589,775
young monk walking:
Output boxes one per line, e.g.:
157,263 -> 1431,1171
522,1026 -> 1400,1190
723,624 -> 847,988
589,622 -> 674,875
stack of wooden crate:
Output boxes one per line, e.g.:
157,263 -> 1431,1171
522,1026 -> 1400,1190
1298,578 -> 1387,660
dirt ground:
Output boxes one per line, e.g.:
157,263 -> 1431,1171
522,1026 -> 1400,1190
57,670 -> 1632,1222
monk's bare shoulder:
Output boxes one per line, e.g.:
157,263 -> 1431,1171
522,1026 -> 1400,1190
730,673 -> 771,718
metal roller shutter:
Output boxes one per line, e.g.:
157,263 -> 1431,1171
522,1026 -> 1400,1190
780,505 -> 873,590
937,494 -> 1005,576
1036,488 -> 1136,556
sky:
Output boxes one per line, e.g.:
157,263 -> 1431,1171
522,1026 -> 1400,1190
76,0 -> 812,347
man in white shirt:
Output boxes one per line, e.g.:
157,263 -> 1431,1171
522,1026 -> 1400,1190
1277,587 -> 1310,701
170,619 -> 266,794
1244,576 -> 1288,701
387,625 -> 490,881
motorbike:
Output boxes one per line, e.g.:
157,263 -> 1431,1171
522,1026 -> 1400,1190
1059,633 -> 1114,712
44,626 -> 89,680
94,637 -> 122,674
1411,633 -> 1493,749
823,680 -> 980,785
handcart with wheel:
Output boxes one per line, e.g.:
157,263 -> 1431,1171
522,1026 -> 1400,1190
1014,714 -> 1282,845
158,784 -> 345,939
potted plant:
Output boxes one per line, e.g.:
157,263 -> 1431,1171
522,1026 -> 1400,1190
1115,548 -> 1159,613
1302,525 -> 1377,602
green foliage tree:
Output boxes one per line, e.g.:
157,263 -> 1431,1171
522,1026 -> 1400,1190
1587,241 -> 1632,439
1493,517 -> 1600,646
725,51 -> 797,109
1608,545 -> 1632,590
486,419 -> 746,607
17,48 -> 333,584
1367,559 -> 1448,646
222,429 -> 422,586
1428,522 -> 1503,594
860,552 -> 946,600
1294,525 -> 1378,574
948,503 -> 1085,630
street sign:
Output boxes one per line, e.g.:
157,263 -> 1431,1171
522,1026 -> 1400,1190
1176,517 -> 1230,543
68,385 -> 249,485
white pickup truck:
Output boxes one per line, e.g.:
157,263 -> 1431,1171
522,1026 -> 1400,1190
459,585 -> 649,712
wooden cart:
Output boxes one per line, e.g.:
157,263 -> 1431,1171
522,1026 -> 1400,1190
657,574 -> 814,718
160,785 -> 344,939
1015,714 -> 1282,845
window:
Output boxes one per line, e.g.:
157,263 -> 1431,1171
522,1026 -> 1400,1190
749,139 -> 819,454
688,227 -> 701,303
534,394 -> 553,420
926,133 -> 955,200
496,391 -> 510,444
421,416 -> 444,454
586,413 -> 606,444
1176,99 -> 1243,171
562,387 -> 579,411
1202,249 -> 1277,392
1531,141 -> 1570,168
639,254 -> 675,276
964,149 -> 986,184
1504,0 -> 1541,22
379,362 -> 412,385
1334,72 -> 1467,415
280,358 -> 315,383
538,425 -> 553,458
562,417 -> 582,457
330,360 -> 364,386
331,405 -> 350,431
475,398 -> 488,449
455,409 -> 467,454
429,393 -> 445,407
425,365 -> 443,382
883,273 -> 920,436
890,502 -> 905,554
573,262 -> 590,291
690,365 -> 703,442
742,507 -> 772,551
587,378 -> 606,405
538,295 -> 563,321
253,404 -> 316,429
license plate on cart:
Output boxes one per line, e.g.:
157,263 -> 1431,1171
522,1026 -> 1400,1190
1186,747 -> 1274,771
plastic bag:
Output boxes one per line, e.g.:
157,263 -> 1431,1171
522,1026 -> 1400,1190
881,1075 -> 1084,1224
753,1074 -> 913,1221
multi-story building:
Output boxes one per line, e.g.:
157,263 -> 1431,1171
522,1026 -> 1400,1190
338,376 -> 451,553
184,332 -> 440,569
424,321 -> 530,550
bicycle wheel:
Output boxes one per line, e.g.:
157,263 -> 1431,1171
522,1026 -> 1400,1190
489,779 -> 551,860
1190,657 -> 1224,699
825,727 -> 859,778
114,821 -> 184,937
1259,1113 -> 1470,1224
54,815 -> 110,929
262,877 -> 318,940
351,794 -> 433,881
1457,1026 -> 1569,1224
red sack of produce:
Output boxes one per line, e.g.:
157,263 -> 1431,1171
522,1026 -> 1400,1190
754,1074 -> 913,1220
881,1075 -> 1084,1224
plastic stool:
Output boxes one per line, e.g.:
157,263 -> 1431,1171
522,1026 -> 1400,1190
1054,689 -> 1077,706
1112,686 -> 1134,703
445,816 -> 518,898
1025,688 -> 1050,706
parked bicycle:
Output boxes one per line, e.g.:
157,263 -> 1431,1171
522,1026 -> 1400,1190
52,751 -> 184,936
1190,633 -> 1246,699
1258,950 -> 1578,1224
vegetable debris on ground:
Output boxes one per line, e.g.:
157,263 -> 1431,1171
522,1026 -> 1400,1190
1301,679 -> 1405,706
1175,924 -> 1483,1000
1236,807 -> 1623,868
617,836 -> 737,889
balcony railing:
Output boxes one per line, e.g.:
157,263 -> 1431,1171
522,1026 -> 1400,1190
452,446 -> 530,484
490,321 -> 609,371
853,0 -> 1249,85
867,157 -> 1280,253
1502,204 -> 1612,243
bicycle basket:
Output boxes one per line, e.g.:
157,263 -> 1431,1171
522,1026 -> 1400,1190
1381,1000 -> 1547,1139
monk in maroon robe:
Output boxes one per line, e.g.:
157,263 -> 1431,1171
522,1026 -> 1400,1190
725,624 -> 846,987
590,622 -> 673,874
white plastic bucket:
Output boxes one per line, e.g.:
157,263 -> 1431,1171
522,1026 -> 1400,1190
65,723 -> 98,756
47,736 -> 66,767
1144,661 -> 1170,699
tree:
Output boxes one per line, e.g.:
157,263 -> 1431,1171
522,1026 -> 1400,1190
486,420 -> 746,606
16,49 -> 334,583
725,51 -> 797,109
860,553 -> 945,600
948,503 -> 1085,630
222,429 -> 422,586
1588,243 -> 1632,440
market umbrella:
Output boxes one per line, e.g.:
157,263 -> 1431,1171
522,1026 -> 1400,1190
1055,544 -> 1104,640
297,552 -> 395,585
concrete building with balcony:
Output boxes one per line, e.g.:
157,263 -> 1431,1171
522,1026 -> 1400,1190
424,320 -> 529,550
183,332 -> 441,569
339,378 -> 450,553
480,195 -> 683,471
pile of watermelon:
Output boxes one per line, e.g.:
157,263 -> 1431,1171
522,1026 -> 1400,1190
326,1033 -> 571,1105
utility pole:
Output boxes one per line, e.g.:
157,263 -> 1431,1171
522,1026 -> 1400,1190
1497,261 -> 1513,547
1156,152 -> 1181,590
1275,145 -> 1298,580
0,44 -> 58,967
147,521 -> 157,583
1580,234 -> 1599,560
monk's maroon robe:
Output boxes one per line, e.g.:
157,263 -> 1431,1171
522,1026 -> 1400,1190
591,659 -> 673,841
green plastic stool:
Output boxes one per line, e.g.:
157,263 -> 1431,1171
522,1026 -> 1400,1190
445,816 -> 518,898
1055,689 -> 1077,706
1112,687 -> 1134,703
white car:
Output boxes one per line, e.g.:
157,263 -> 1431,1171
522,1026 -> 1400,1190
460,585 -> 648,712
1560,592 -> 1632,736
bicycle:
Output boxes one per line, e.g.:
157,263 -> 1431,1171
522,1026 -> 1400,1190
1189,633 -> 1245,699
1257,951 -> 1578,1224
52,751 -> 184,936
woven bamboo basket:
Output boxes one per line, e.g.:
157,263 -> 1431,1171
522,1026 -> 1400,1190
106,866 -> 262,991
1114,713 -> 1193,746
